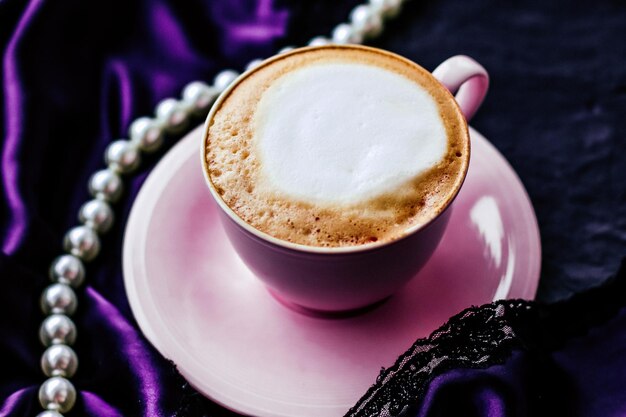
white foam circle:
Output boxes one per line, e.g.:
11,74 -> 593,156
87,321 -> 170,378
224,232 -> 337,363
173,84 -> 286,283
255,62 -> 447,205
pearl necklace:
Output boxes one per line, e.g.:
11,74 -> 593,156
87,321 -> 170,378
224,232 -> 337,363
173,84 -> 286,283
34,1 -> 404,415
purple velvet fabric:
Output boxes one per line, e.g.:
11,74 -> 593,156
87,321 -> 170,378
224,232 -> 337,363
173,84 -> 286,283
1,0 -> 626,416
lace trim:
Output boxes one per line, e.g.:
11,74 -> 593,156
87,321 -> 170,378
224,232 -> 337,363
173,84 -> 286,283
347,257 -> 626,417
345,300 -> 534,417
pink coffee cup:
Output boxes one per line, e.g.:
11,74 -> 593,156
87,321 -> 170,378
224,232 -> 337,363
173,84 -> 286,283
201,45 -> 489,313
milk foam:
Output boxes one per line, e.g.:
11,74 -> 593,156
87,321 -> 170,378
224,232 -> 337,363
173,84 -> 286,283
255,62 -> 447,205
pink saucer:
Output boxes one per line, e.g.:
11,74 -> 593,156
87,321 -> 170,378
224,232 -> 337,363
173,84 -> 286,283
123,126 -> 541,417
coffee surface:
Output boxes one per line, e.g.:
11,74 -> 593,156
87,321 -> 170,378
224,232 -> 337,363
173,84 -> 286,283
204,46 -> 469,247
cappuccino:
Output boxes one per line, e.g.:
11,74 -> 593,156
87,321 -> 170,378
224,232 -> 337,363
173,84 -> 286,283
204,46 -> 469,247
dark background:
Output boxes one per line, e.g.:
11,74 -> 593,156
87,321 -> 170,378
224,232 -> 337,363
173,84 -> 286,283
1,0 -> 625,415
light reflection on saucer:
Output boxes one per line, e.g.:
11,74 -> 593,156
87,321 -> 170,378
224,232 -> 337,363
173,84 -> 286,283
469,196 -> 516,300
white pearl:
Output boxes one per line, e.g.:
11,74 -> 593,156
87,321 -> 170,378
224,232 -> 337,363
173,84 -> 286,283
369,0 -> 403,19
155,98 -> 191,134
49,255 -> 85,288
40,314 -> 77,346
128,117 -> 165,153
38,377 -> 76,413
41,284 -> 77,316
63,225 -> 100,261
78,199 -> 114,233
88,169 -> 123,202
213,70 -> 240,93
332,23 -> 364,44
36,411 -> 64,417
41,344 -> 78,378
245,59 -> 264,72
308,36 -> 331,47
278,46 -> 295,54
350,5 -> 384,39
182,82 -> 219,117
105,140 -> 141,174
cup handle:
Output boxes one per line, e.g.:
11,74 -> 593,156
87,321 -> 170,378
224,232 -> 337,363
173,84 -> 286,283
432,55 -> 489,121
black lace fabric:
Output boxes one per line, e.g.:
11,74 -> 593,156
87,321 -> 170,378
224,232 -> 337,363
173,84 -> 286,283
346,301 -> 534,417
346,258 -> 626,417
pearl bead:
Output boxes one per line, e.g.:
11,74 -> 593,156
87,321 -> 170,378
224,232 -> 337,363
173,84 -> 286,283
278,46 -> 295,54
36,411 -> 64,417
245,59 -> 264,72
213,70 -> 240,93
63,226 -> 100,261
332,23 -> 364,44
155,98 -> 191,134
369,0 -> 403,19
40,314 -> 77,346
350,5 -> 384,39
128,117 -> 165,153
49,255 -> 85,288
38,377 -> 76,413
41,344 -> 78,378
308,36 -> 331,47
105,140 -> 141,174
41,284 -> 77,316
88,169 -> 123,203
182,82 -> 219,117
78,199 -> 114,233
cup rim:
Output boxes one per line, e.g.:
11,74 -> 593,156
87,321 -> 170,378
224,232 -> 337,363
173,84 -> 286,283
200,44 -> 471,255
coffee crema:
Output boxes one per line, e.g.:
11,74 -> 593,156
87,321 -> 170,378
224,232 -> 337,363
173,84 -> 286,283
204,46 -> 469,247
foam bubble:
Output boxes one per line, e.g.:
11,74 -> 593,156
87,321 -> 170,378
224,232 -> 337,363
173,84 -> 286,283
254,62 -> 447,205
